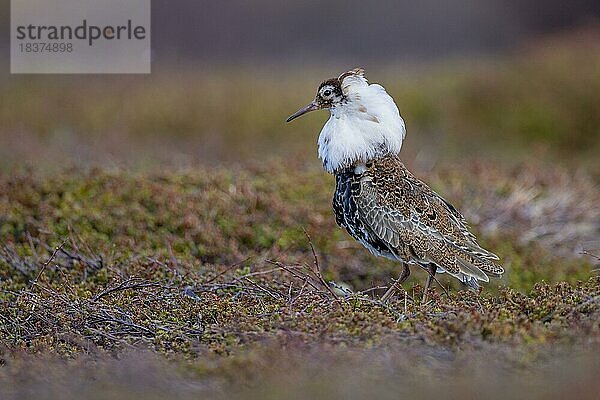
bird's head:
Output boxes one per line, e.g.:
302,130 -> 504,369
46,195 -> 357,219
286,68 -> 406,174
286,69 -> 365,122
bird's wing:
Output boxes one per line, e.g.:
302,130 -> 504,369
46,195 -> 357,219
353,157 -> 504,282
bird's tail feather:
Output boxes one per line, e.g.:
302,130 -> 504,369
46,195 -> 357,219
424,233 -> 504,289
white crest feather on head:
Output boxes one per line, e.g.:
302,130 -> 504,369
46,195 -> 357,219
318,68 -> 406,174
338,68 -> 366,86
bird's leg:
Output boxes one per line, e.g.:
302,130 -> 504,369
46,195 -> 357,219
422,264 -> 437,303
381,263 -> 410,303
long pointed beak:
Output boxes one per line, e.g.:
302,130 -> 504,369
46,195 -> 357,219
286,102 -> 319,122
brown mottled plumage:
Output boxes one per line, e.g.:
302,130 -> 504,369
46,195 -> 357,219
333,154 -> 503,298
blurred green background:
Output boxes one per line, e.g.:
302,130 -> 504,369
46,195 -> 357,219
0,2 -> 598,173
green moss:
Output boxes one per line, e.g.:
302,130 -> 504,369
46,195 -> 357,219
0,154 -> 598,362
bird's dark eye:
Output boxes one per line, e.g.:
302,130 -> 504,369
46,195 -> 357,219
323,89 -> 332,97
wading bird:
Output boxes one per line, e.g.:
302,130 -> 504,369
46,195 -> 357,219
286,68 -> 503,302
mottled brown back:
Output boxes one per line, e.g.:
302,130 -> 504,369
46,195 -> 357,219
333,154 -> 504,287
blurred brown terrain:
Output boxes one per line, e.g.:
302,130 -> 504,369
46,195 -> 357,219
1,29 -> 599,172
1,19 -> 600,400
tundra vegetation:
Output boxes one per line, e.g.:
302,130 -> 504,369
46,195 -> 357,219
0,31 -> 599,399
